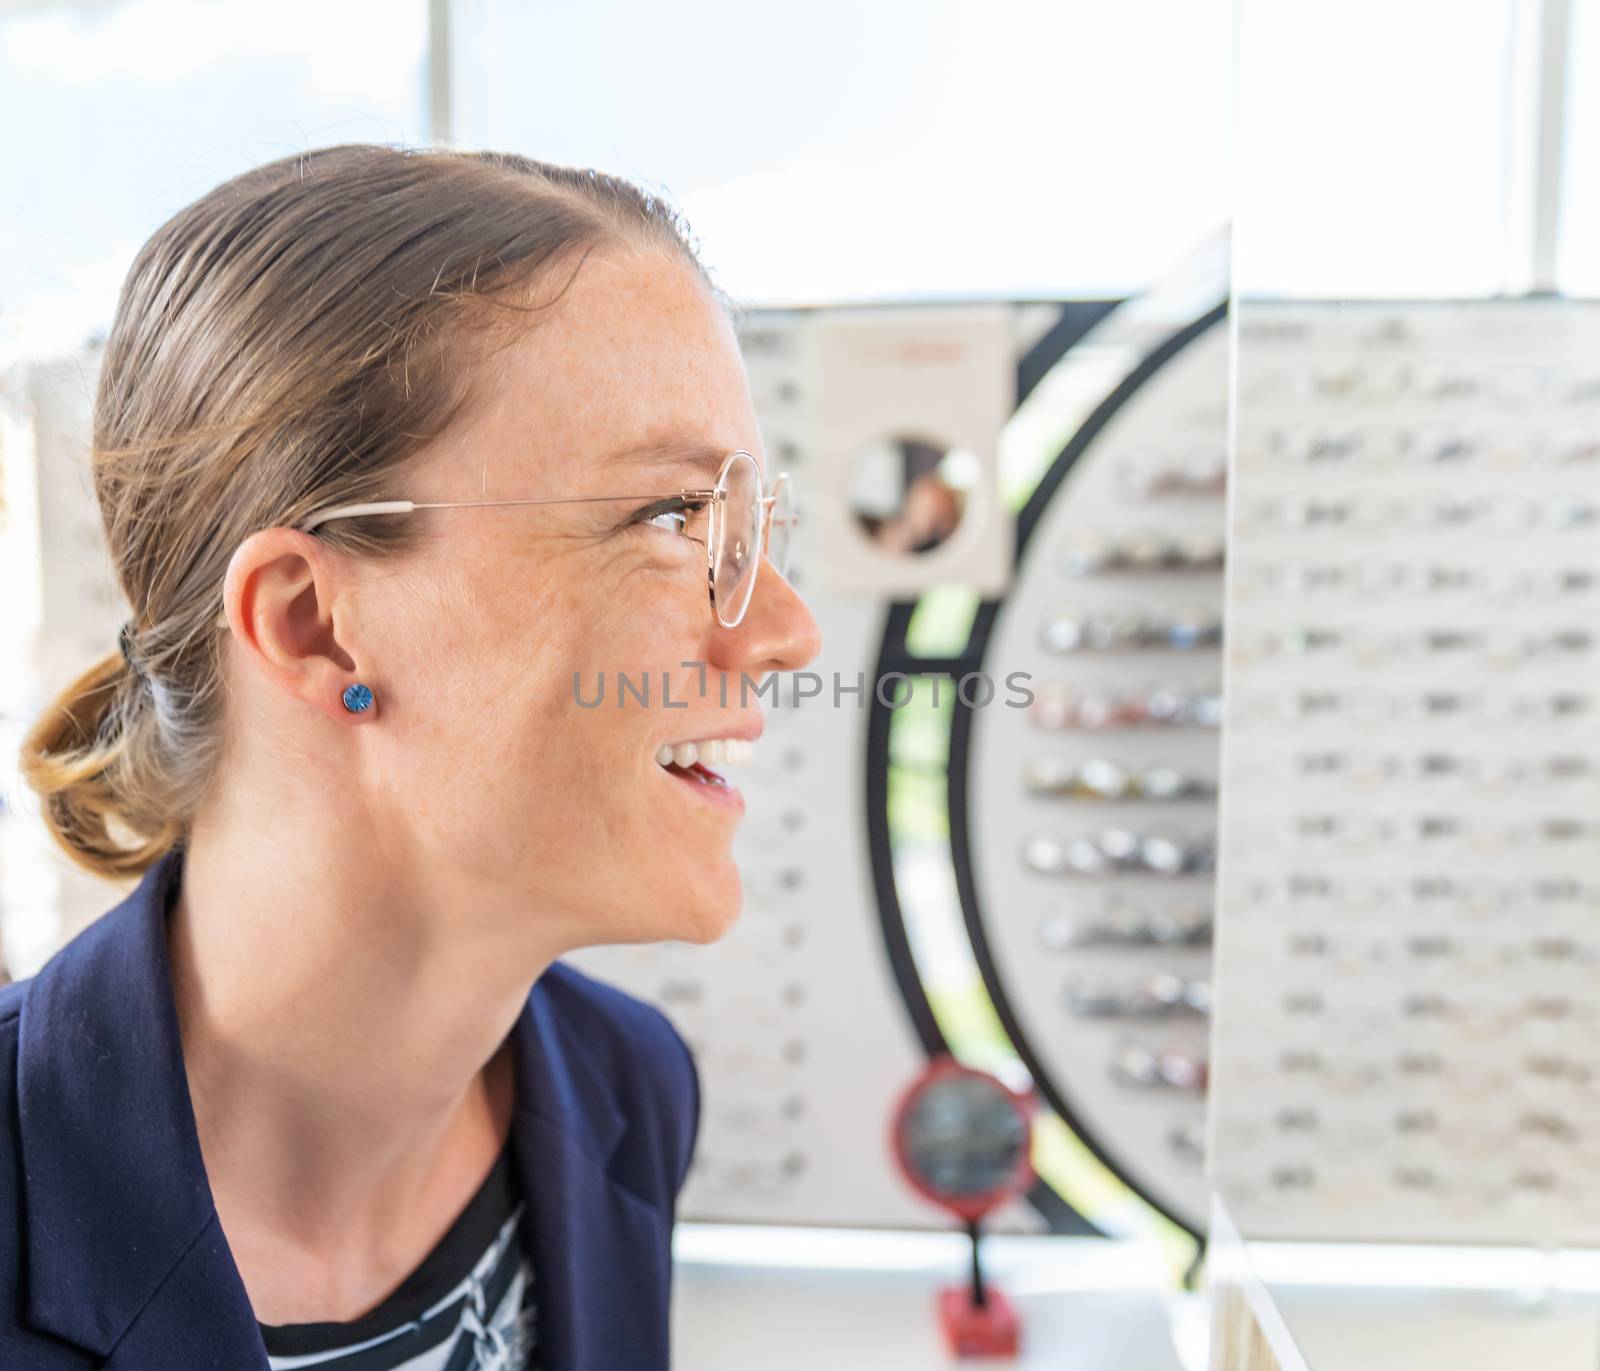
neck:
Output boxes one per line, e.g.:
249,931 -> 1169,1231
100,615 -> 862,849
164,823 -> 547,1282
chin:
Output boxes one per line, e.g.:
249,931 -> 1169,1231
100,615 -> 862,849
669,870 -> 744,946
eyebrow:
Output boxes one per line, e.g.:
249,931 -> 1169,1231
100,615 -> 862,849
604,438 -> 744,483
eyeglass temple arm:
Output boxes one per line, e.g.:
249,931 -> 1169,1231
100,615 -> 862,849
212,475 -> 790,628
301,469 -> 787,533
296,492 -> 723,534
210,491 -> 724,628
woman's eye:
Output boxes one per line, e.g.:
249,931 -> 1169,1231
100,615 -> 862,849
643,508 -> 689,534
632,498 -> 707,540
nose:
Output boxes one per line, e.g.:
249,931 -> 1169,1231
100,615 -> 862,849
711,553 -> 822,676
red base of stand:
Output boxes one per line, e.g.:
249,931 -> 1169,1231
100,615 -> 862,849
936,1283 -> 1020,1358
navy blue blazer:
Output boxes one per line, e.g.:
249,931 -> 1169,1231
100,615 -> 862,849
0,846 -> 700,1368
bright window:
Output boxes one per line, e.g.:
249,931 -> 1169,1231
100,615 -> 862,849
1235,0 -> 1515,298
1558,0 -> 1600,293
0,0 -> 429,369
453,0 -> 1231,305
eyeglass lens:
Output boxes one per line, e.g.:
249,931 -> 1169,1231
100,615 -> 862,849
713,451 -> 764,627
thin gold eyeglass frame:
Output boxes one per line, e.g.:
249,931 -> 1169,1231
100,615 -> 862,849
211,449 -> 794,632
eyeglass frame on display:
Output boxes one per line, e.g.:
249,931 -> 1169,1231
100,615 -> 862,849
209,449 -> 795,633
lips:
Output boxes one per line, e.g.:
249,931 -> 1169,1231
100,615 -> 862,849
657,752 -> 746,815
672,759 -> 730,787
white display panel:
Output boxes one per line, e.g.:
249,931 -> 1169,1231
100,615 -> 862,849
1210,298 -> 1600,1244
962,312 -> 1230,1238
806,306 -> 1014,598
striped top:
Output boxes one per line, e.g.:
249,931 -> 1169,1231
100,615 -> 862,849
258,1143 -> 540,1370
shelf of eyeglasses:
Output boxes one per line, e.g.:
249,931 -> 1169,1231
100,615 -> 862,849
1228,624 -> 1596,663
1231,872 -> 1600,911
1057,528 -> 1225,578
655,979 -> 814,1011
1234,561 -> 1600,599
1029,683 -> 1223,731
1222,1158 -> 1587,1196
737,864 -> 809,902
1023,757 -> 1215,802
1304,1045 -> 1596,1081
1236,425 -> 1600,468
687,1035 -> 814,1074
737,805 -> 809,846
1023,829 -> 1216,878
1247,930 -> 1597,971
1217,1056 -> 1599,1113
1286,749 -> 1600,785
1231,1103 -> 1591,1150
1231,1046 -> 1597,1089
1247,687 -> 1597,725
1237,492 -> 1599,532
1109,1039 -> 1209,1093
1113,456 -> 1228,501
1237,989 -> 1597,1032
1222,1165 -> 1589,1210
1279,813 -> 1600,848
1063,971 -> 1211,1018
1037,898 -> 1212,950
1040,604 -> 1222,654
704,1093 -> 811,1133
1239,360 -> 1600,406
687,1152 -> 809,1193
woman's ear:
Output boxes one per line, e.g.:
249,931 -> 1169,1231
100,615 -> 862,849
221,528 -> 376,723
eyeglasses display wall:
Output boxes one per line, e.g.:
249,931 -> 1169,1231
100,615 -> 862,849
956,301 -> 1231,1239
1208,298 -> 1600,1245
0,310 -> 1043,1233
3,297 -> 1231,1239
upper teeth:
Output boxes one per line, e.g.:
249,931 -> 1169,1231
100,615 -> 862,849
656,738 -> 754,768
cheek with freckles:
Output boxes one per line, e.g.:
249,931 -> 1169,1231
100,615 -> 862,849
376,534 -> 741,945
365,549 -> 583,874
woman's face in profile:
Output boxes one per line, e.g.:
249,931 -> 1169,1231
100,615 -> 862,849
362,245 -> 821,950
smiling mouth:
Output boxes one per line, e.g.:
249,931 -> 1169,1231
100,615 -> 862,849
654,737 -> 755,787
665,760 -> 728,786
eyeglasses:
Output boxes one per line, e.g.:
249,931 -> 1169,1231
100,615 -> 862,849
214,450 -> 795,632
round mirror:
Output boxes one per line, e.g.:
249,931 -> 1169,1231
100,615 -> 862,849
891,1057 -> 1034,1220
849,433 -> 978,555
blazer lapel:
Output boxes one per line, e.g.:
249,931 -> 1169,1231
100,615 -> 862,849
100,1213 -> 266,1369
509,985 -> 674,1370
16,846 -> 673,1370
15,848 -> 230,1358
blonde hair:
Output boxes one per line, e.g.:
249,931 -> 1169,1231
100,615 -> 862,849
19,143 -> 721,882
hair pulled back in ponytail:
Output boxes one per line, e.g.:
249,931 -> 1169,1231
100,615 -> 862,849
18,143 -> 719,882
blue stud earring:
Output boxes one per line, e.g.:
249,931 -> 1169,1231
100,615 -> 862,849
342,683 -> 375,714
